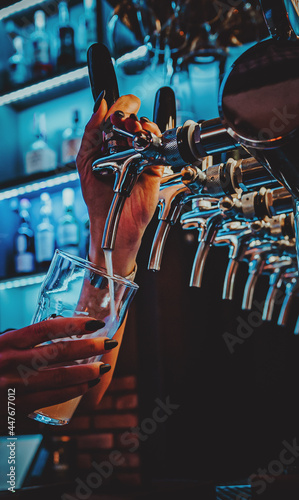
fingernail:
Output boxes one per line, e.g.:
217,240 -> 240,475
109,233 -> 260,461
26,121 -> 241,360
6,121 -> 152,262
114,110 -> 125,118
104,339 -> 118,350
93,90 -> 106,113
85,320 -> 105,331
140,116 -> 150,123
88,377 -> 101,388
129,113 -> 138,121
100,363 -> 111,375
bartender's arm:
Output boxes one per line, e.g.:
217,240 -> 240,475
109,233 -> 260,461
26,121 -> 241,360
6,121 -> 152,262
76,93 -> 163,404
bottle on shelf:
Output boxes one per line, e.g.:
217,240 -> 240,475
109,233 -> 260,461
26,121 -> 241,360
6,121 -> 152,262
8,35 -> 29,87
25,113 -> 57,175
30,10 -> 52,79
35,192 -> 56,271
57,188 -> 80,256
83,0 -> 98,48
61,109 -> 82,164
57,1 -> 76,71
14,199 -> 35,275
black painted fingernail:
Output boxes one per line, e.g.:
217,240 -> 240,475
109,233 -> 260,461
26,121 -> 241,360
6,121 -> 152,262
88,377 -> 101,388
85,320 -> 105,331
100,363 -> 111,375
114,110 -> 125,118
104,339 -> 118,350
93,90 -> 106,113
129,113 -> 138,121
140,116 -> 150,122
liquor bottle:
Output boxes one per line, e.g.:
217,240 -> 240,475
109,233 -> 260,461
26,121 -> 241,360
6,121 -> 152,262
8,36 -> 28,87
61,110 -> 82,164
57,188 -> 80,256
31,10 -> 52,79
57,1 -> 76,71
35,192 -> 56,271
25,113 -> 57,175
14,199 -> 35,275
83,0 -> 97,48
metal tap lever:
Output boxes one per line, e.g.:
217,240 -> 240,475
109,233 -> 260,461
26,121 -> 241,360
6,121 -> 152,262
277,273 -> 299,326
190,212 -> 223,288
242,254 -> 266,310
262,258 -> 294,321
148,173 -> 191,271
216,227 -> 252,300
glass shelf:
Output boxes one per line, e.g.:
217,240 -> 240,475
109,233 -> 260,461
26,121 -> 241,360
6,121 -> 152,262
0,273 -> 46,291
0,0 -> 82,20
0,66 -> 89,110
0,164 -> 79,201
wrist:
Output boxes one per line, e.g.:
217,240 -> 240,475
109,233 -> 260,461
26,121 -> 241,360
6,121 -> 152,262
88,240 -> 139,278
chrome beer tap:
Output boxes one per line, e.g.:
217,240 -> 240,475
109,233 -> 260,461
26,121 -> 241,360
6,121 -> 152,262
262,257 -> 295,322
189,211 -> 224,288
277,271 -> 299,327
148,172 -> 193,271
215,223 -> 253,300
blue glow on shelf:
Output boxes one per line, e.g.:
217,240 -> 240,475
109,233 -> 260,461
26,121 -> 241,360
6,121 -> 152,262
0,274 -> 45,291
0,0 -> 49,20
0,172 -> 79,201
0,67 -> 89,107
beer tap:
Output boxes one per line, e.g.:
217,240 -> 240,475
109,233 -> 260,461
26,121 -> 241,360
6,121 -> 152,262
215,223 -> 253,300
219,35 -> 299,260
242,252 -> 267,311
181,157 -> 280,199
277,271 -> 299,327
262,257 -> 294,322
148,172 -> 192,271
189,211 -> 224,288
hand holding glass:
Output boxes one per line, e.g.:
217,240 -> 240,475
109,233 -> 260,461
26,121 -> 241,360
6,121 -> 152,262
28,250 -> 138,425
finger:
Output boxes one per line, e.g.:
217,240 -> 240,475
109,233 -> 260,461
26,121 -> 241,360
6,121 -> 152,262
19,382 -> 93,415
105,94 -> 141,120
0,317 -> 105,349
15,362 -> 109,393
124,114 -> 143,134
18,337 -> 115,368
140,117 -> 162,137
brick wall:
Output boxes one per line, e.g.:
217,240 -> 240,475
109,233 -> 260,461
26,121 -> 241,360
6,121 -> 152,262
17,375 -> 142,491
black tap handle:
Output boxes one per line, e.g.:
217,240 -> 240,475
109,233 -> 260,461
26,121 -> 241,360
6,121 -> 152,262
87,42 -> 119,108
153,86 -> 176,132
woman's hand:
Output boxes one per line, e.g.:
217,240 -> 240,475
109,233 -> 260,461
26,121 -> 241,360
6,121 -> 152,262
77,94 -> 163,276
0,317 -> 117,425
